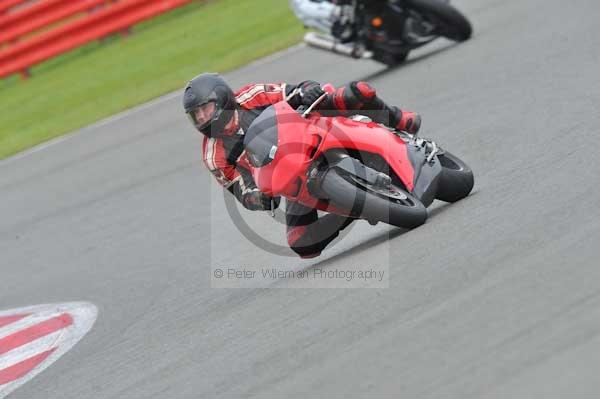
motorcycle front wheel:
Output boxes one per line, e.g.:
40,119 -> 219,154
405,0 -> 472,41
435,151 -> 475,202
320,167 -> 428,229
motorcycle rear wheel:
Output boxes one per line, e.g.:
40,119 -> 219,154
405,0 -> 472,41
320,167 -> 428,229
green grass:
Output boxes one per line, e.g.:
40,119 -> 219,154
0,0 -> 304,159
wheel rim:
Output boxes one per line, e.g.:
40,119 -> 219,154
404,13 -> 438,44
347,175 -> 418,207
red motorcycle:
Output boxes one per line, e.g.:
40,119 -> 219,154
244,89 -> 474,228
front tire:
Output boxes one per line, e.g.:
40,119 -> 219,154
435,151 -> 474,202
405,0 -> 472,41
320,168 -> 428,229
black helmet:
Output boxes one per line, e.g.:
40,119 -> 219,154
183,73 -> 236,137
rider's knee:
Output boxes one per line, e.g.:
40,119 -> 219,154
350,81 -> 377,101
287,226 -> 321,259
332,81 -> 377,110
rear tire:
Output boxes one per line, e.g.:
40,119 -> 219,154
435,151 -> 474,203
320,168 -> 428,229
405,0 -> 472,41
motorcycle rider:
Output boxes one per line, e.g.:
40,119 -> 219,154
184,73 -> 421,258
289,0 -> 356,43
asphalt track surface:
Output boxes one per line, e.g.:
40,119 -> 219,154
2,0 -> 600,397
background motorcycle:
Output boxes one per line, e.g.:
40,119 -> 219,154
244,90 -> 474,228
304,0 -> 472,66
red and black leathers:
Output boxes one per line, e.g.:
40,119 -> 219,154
202,80 -> 419,257
321,81 -> 421,134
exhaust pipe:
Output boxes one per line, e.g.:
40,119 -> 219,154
303,32 -> 373,59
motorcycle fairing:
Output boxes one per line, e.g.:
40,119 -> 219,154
404,143 -> 442,206
245,102 -> 321,199
311,113 -> 416,191
246,101 -> 427,207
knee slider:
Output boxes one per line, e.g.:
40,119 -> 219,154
290,245 -> 322,259
286,226 -> 322,258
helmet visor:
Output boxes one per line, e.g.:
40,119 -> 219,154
187,101 -> 218,131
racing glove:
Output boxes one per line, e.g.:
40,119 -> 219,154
299,81 -> 326,107
242,189 -> 281,211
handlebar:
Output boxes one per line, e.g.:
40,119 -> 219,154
301,93 -> 329,118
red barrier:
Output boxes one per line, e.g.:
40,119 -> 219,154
0,0 -> 27,14
0,0 -> 194,79
0,0 -> 110,44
